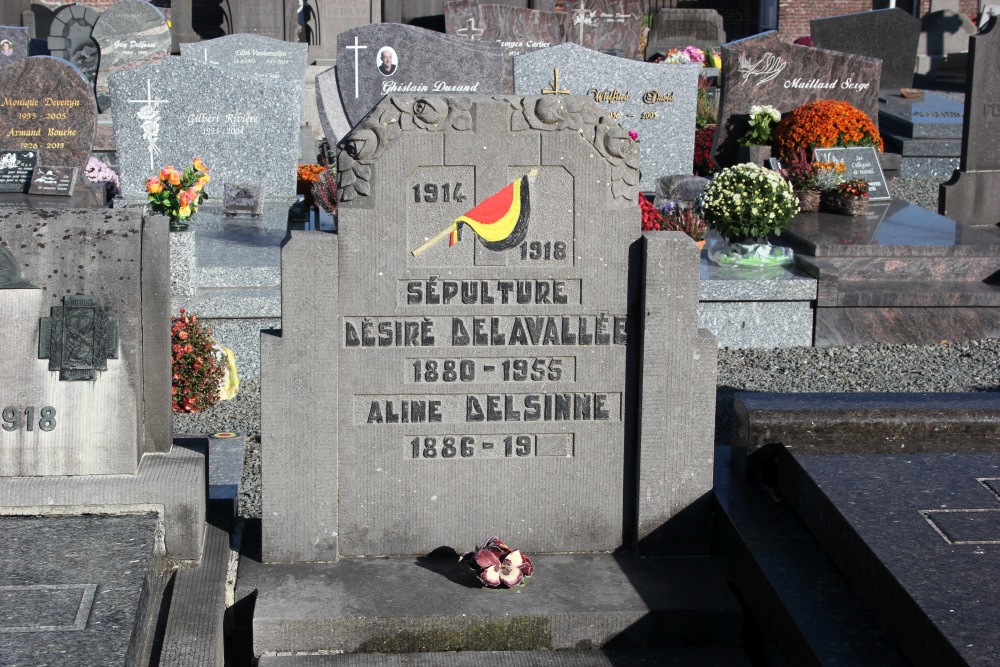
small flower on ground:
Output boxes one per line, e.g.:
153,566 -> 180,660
463,536 -> 534,588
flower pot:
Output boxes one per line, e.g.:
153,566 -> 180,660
737,144 -> 771,167
822,191 -> 868,216
794,189 -> 821,213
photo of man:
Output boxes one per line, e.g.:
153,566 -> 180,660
377,47 -> 397,76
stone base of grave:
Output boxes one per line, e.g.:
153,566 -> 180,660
939,168 -> 1000,228
240,551 -> 744,660
783,198 -> 1000,346
717,390 -> 1000,666
257,647 -> 753,665
0,441 -> 206,561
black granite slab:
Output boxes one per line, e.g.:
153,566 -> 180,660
785,199 -> 1000,257
776,449 -> 1000,667
881,129 -> 961,156
879,91 -> 964,139
811,8 -> 921,91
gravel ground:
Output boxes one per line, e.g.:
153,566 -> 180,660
173,100 -> 997,519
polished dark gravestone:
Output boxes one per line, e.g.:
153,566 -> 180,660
777,450 -> 1000,667
325,23 -> 506,134
713,31 -> 881,167
0,26 -> 29,70
514,42 -> 698,191
47,3 -> 100,91
561,0 -> 644,59
811,8 -> 920,91
91,0 -> 171,114
444,0 -> 571,61
940,18 -> 1000,227
646,8 -> 725,56
0,56 -> 97,173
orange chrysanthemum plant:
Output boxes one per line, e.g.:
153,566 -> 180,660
772,100 -> 883,161
171,309 -> 225,414
147,158 -> 210,231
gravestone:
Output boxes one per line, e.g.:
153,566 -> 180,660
109,57 -> 300,199
811,8 -> 921,90
560,0 -> 644,58
47,3 -> 100,91
811,147 -> 890,200
230,0 -> 297,41
0,26 -> 29,69
0,57 -> 97,173
646,8 -> 725,56
0,0 -> 31,28
304,0 -> 381,63
515,42 -> 699,191
91,0 -> 171,114
0,150 -> 36,192
916,9 -> 976,75
713,31 -> 881,167
262,94 -> 717,562
444,0 -> 570,60
940,18 -> 1000,226
328,23 -> 507,133
180,34 -> 308,123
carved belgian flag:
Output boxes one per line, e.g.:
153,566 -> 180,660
411,169 -> 536,257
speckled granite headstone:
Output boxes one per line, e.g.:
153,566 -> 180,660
811,9 -> 920,91
92,0 -> 170,113
0,209 -> 146,476
646,8 -> 725,54
47,4 -> 100,91
515,42 -> 699,189
334,23 -> 507,128
109,57 -> 299,199
0,57 -> 97,172
0,26 -> 29,70
713,31 -> 881,166
180,34 -> 308,123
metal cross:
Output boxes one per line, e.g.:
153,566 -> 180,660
456,18 -> 484,40
346,36 -> 367,99
541,68 -> 570,95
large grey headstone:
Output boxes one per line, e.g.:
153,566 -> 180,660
940,18 -> 1000,225
180,34 -> 308,123
713,31 -> 881,167
332,23 -> 507,130
91,0 -> 171,113
0,209 -> 165,476
811,9 -> 921,90
515,42 -> 699,191
0,56 -> 97,173
646,8 -> 725,55
46,3 -> 100,91
0,26 -> 29,70
305,0 -> 381,63
918,9 -> 976,57
230,0 -> 297,41
262,94 -> 717,562
109,57 -> 300,199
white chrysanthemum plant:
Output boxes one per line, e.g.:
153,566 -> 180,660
696,163 -> 799,267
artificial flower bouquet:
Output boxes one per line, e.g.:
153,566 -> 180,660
147,158 -> 210,230
171,309 -> 238,413
463,536 -> 534,588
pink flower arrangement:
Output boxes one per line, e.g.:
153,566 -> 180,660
682,45 -> 705,63
464,536 -> 534,588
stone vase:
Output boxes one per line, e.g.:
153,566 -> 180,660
737,144 -> 772,167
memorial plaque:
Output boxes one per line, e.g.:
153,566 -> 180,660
47,4 -> 100,90
811,9 -> 920,91
515,42 -> 698,190
27,164 -> 77,196
0,209 -> 148,476
0,150 -> 36,193
223,182 -> 264,216
714,32 -> 881,167
812,147 -> 891,200
0,26 -> 29,70
0,57 -> 97,173
91,0 -> 171,113
332,23 -> 507,129
109,57 -> 300,199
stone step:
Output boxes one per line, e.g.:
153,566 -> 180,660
199,266 -> 281,289
713,446 -> 909,667
881,129 -> 961,157
732,392 -> 1000,478
244,553 -> 743,658
257,647 -> 753,666
771,447 -> 1000,667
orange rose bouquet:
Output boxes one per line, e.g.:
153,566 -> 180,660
147,157 -> 211,231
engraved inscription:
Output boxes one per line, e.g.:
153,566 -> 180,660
344,315 -> 626,347
406,357 -> 574,384
408,433 -> 574,459
357,392 -> 622,425
1,406 -> 57,432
